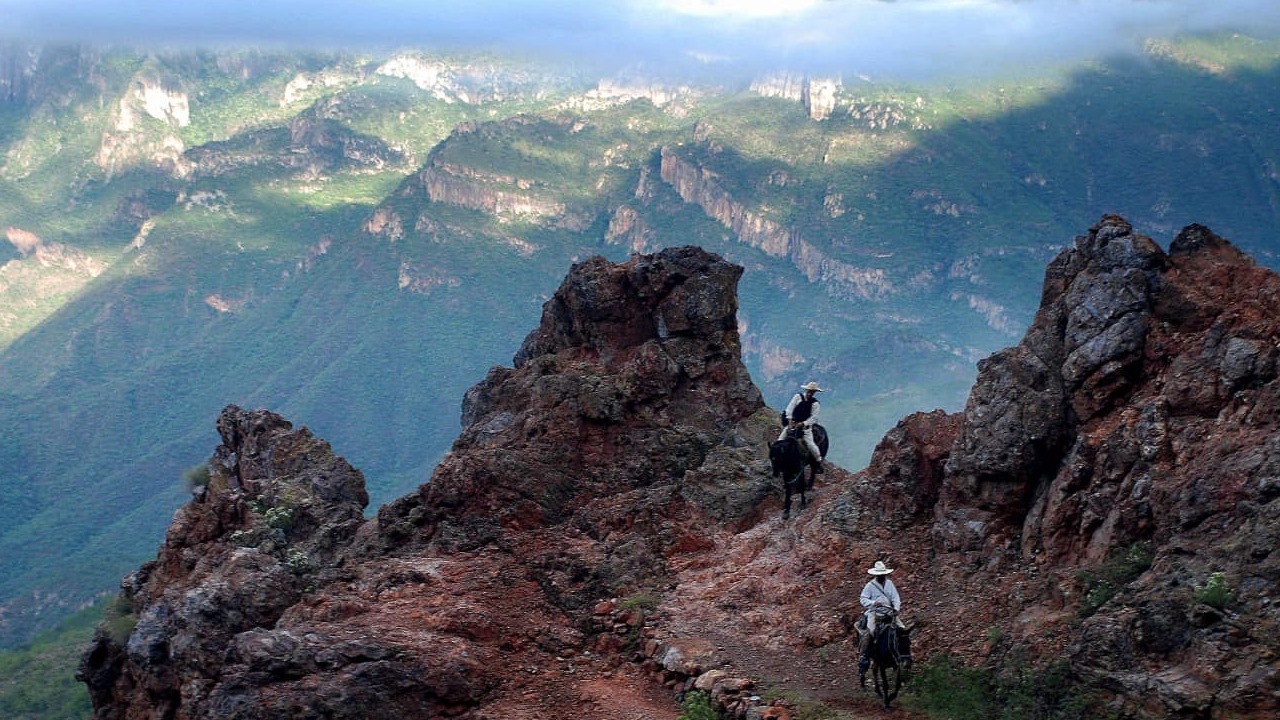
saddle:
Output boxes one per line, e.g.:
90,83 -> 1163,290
785,425 -> 810,457
857,606 -> 898,636
785,423 -> 828,458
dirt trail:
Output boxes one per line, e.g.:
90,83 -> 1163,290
651,476 -> 933,719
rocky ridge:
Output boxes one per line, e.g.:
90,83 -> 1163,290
858,216 -> 1280,717
185,111 -> 406,181
81,247 -> 785,719
391,116 -> 594,231
82,219 -> 1280,719
95,75 -> 191,181
417,161 -> 569,221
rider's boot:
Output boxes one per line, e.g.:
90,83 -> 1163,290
858,656 -> 870,687
811,458 -> 823,475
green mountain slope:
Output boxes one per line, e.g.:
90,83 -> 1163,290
0,602 -> 95,719
0,35 -> 1278,647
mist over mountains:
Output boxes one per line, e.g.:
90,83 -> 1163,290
5,0 -> 1280,78
0,29 -> 1278,656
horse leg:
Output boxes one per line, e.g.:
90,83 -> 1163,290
783,479 -> 792,519
878,665 -> 893,709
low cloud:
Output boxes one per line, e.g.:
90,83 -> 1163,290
2,0 -> 1277,79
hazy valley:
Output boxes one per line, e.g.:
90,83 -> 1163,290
1,31 -> 1279,717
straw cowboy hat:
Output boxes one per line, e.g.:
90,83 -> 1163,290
800,382 -> 824,392
867,561 -> 894,575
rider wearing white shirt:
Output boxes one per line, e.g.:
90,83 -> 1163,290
861,569 -> 902,623
858,560 -> 912,680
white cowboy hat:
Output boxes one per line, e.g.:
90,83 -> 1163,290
800,382 -> 824,392
867,561 -> 894,575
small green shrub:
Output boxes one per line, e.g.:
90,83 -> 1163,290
1194,572 -> 1234,610
986,625 -> 1005,646
992,659 -> 1099,720
264,505 -> 295,531
228,528 -> 261,546
678,691 -> 720,720
613,592 -> 659,653
908,655 -> 1103,720
1077,542 -> 1154,617
619,591 -> 660,611
285,548 -> 311,574
103,593 -> 137,645
182,463 -> 211,493
909,655 -> 995,720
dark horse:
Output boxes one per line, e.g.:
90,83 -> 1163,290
768,424 -> 829,518
861,608 -> 913,710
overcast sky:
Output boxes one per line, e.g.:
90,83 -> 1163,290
3,0 -> 1279,79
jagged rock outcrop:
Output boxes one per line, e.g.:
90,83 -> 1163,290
82,219 -> 1280,720
801,77 -> 841,121
562,78 -> 694,112
749,72 -> 806,102
749,73 -> 841,121
604,205 -> 658,254
377,246 -> 770,553
95,75 -> 192,180
417,161 -> 567,219
868,216 -> 1280,718
1,227 -> 111,346
81,247 -> 779,719
859,409 -> 963,522
373,54 -> 562,105
936,215 -> 1169,557
79,408 -> 372,718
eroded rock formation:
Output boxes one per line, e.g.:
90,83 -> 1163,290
658,146 -> 892,301
865,216 -> 1280,717
82,220 -> 1280,719
81,247 -> 779,719
396,116 -> 589,229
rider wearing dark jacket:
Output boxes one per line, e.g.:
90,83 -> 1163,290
779,381 -> 825,474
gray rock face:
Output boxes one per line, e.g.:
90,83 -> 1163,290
212,405 -> 369,563
940,216 -> 1167,546
904,216 -> 1280,718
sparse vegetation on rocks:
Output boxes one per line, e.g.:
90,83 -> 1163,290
1077,543 -> 1154,617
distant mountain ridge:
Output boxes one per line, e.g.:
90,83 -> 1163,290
1,36 -> 1279,647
